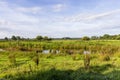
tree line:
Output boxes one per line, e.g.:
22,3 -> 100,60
3,34 -> 120,41
90,34 -> 120,40
61,34 -> 120,40
4,35 -> 52,41
78,34 -> 120,40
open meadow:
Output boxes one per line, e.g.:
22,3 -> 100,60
0,40 -> 120,80
1,0 -> 120,80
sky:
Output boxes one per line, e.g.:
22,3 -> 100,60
0,0 -> 120,38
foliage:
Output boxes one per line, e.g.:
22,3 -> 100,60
2,34 -> 120,41
91,36 -> 99,40
82,36 -> 90,41
36,35 -> 43,41
4,37 -> 9,41
11,35 -> 21,41
11,35 -> 17,40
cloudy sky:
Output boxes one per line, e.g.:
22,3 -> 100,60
0,0 -> 120,38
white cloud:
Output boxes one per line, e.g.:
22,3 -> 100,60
85,9 -> 120,20
62,9 -> 120,22
52,4 -> 66,12
0,1 -> 8,7
16,7 -> 42,14
0,1 -> 43,38
0,0 -> 120,38
0,19 -> 8,25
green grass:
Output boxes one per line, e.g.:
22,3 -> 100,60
0,52 -> 120,80
0,40 -> 120,80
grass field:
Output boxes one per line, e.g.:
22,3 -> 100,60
0,40 -> 120,80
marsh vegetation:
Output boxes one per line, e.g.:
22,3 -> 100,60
0,39 -> 120,80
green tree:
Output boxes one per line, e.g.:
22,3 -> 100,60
91,36 -> 98,40
4,37 -> 8,40
16,36 -> 21,40
36,35 -> 43,41
82,36 -> 90,41
102,34 -> 110,39
43,36 -> 49,41
11,35 -> 17,40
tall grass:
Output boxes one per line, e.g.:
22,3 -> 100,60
0,40 -> 120,80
